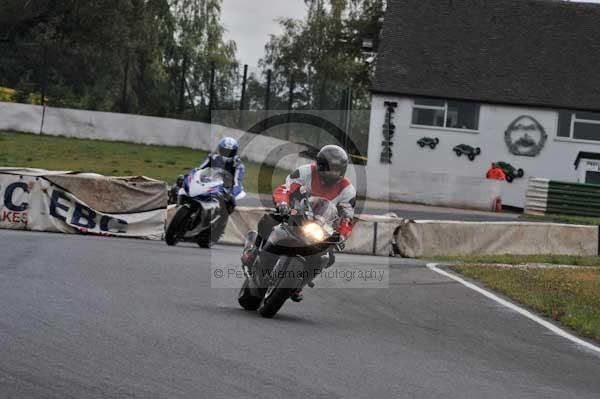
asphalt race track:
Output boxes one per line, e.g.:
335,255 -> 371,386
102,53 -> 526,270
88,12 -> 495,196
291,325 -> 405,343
1,229 -> 599,398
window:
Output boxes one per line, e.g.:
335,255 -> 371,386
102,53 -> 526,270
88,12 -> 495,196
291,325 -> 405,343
557,110 -> 600,142
412,97 -> 480,131
586,171 -> 600,185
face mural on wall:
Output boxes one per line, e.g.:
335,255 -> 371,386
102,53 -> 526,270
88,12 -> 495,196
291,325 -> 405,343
504,115 -> 548,157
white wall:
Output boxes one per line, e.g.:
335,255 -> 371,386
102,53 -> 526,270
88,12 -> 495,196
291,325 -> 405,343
0,101 -> 44,133
366,94 -> 593,208
0,102 -> 310,172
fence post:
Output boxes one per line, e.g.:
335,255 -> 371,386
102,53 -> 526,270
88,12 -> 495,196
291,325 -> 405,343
178,54 -> 188,115
372,222 -> 378,255
121,51 -> 130,114
344,86 -> 353,153
239,64 -> 248,127
265,69 -> 272,110
263,69 -> 272,134
286,75 -> 294,141
208,61 -> 215,124
39,42 -> 49,135
338,87 -> 346,147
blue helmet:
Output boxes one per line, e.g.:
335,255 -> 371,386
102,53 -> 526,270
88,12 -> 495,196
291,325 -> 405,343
217,137 -> 239,158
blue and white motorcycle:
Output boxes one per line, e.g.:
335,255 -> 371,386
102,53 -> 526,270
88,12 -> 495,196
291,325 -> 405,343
165,167 -> 245,248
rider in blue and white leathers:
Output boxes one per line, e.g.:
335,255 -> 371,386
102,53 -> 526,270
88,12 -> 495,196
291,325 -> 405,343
199,137 -> 245,213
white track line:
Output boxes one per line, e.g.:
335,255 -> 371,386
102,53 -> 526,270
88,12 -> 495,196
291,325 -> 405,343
426,263 -> 600,355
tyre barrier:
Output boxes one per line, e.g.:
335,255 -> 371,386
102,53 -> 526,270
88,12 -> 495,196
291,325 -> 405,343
0,168 -> 168,239
395,220 -> 598,258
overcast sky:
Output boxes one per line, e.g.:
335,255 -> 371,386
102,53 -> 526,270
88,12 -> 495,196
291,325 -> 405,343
221,0 -> 600,67
221,0 -> 307,67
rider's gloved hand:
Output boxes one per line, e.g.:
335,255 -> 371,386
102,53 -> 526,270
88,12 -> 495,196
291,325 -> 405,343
276,202 -> 290,217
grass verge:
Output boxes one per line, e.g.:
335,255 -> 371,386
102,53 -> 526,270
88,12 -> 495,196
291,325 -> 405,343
520,213 -> 600,226
427,254 -> 600,266
451,265 -> 600,342
0,130 -> 288,195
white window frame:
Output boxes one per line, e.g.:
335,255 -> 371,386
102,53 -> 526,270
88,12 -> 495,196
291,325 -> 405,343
411,99 -> 479,132
571,113 -> 600,139
557,112 -> 600,144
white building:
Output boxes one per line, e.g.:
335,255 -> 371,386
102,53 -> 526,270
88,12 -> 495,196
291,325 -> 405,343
365,0 -> 600,209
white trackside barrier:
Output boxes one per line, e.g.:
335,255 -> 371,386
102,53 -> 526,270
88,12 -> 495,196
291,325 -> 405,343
221,206 -> 269,246
0,168 -> 168,239
395,220 -> 598,258
347,213 -> 404,256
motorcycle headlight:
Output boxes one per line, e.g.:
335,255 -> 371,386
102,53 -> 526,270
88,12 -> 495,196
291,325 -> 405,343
302,222 -> 326,242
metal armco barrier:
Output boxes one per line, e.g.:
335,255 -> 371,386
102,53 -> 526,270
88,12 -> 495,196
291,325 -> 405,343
525,178 -> 600,217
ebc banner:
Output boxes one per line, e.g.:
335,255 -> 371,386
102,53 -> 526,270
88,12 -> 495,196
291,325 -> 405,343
0,173 -> 165,239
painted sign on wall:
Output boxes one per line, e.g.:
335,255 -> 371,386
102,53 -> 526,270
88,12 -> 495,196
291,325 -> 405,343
380,101 -> 397,163
504,115 -> 548,157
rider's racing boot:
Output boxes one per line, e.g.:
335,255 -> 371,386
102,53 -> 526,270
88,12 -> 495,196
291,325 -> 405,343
290,289 -> 304,302
241,231 -> 259,267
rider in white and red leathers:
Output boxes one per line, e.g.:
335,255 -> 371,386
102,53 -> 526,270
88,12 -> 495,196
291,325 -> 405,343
271,164 -> 355,239
243,145 -> 356,302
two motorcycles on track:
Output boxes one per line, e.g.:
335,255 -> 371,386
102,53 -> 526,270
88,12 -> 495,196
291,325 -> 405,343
166,173 -> 343,318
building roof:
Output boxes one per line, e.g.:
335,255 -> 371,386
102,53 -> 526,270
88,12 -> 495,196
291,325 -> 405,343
373,0 -> 600,112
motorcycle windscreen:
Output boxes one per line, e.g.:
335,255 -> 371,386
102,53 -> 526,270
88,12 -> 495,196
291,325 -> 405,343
202,167 -> 233,188
188,168 -> 225,198
308,197 -> 339,227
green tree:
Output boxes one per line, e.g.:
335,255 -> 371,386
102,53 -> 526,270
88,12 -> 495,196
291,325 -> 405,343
254,0 -> 384,154
259,0 -> 384,110
170,0 -> 238,118
0,0 -> 237,120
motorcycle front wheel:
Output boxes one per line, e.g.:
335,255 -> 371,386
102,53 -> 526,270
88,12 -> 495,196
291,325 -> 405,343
197,202 -> 229,248
238,279 -> 261,310
165,206 -> 191,246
